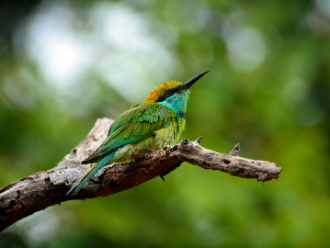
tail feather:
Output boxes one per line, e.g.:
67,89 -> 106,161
66,153 -> 114,196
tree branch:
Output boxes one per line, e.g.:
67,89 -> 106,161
0,118 -> 282,232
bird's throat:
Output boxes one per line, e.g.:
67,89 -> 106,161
159,90 -> 190,118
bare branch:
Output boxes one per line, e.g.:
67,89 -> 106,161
0,118 -> 282,232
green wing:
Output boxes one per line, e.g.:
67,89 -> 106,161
82,103 -> 171,163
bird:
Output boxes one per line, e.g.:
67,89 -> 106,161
66,71 -> 209,196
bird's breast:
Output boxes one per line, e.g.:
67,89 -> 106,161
155,116 -> 186,148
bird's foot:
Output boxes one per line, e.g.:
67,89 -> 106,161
143,145 -> 154,158
162,145 -> 172,154
143,145 -> 154,152
162,145 -> 171,150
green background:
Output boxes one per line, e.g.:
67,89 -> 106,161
1,0 -> 330,247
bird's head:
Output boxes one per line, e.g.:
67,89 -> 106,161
144,71 -> 209,103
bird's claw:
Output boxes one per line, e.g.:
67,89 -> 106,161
143,145 -> 154,158
162,145 -> 172,154
143,145 -> 154,152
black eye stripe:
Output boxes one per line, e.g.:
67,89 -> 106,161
156,88 -> 180,102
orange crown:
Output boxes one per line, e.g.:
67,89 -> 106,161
144,81 -> 182,103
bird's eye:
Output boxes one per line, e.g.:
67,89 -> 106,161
165,90 -> 172,96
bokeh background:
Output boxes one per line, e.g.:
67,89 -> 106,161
1,0 -> 330,247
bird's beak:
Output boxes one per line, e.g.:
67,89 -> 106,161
181,70 -> 210,90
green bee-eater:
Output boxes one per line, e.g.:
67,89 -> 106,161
66,71 -> 209,196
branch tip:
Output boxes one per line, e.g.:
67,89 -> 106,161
257,172 -> 267,185
193,136 -> 202,144
229,143 -> 240,156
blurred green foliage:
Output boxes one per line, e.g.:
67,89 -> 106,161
1,0 -> 330,247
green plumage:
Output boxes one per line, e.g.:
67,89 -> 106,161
66,71 -> 209,196
84,103 -> 184,164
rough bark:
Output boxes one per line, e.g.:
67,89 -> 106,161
0,118 -> 282,232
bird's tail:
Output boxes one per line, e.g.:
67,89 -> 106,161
66,153 -> 114,196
